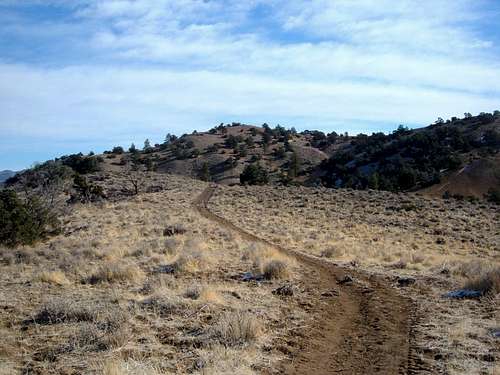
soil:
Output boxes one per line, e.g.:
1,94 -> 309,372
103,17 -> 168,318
194,185 -> 429,374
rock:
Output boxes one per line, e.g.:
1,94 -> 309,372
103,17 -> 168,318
482,353 -> 495,362
157,265 -> 175,274
443,289 -> 482,299
163,224 -> 187,237
321,289 -> 339,297
241,272 -> 264,282
337,275 -> 354,285
230,291 -> 241,299
396,276 -> 416,287
273,285 -> 295,296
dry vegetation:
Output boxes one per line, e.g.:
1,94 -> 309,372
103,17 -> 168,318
0,173 -> 303,374
209,184 -> 500,374
1,170 -> 498,374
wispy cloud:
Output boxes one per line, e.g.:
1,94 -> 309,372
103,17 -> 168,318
0,0 -> 499,169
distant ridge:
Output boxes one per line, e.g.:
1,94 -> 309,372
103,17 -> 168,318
6,111 -> 500,200
0,170 -> 16,184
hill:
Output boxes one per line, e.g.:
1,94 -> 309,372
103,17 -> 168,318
0,170 -> 16,184
6,111 -> 500,201
1,117 -> 498,373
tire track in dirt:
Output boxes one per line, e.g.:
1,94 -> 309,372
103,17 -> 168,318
194,185 -> 419,374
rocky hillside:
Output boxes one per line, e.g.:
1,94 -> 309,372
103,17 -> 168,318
6,112 -> 500,200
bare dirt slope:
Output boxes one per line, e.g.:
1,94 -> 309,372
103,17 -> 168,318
421,154 -> 500,198
194,186 -> 418,374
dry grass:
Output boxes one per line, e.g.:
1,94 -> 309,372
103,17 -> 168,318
1,173 -> 294,374
6,171 -> 497,374
33,299 -> 98,324
320,247 -> 342,258
0,173 -> 295,373
263,259 -> 289,280
209,183 -> 500,374
451,261 -> 500,294
170,249 -> 207,273
243,243 -> 294,279
464,267 -> 500,295
37,270 -> 70,286
212,311 -> 262,346
88,261 -> 145,284
101,359 -> 162,375
184,285 -> 223,304
209,184 -> 498,274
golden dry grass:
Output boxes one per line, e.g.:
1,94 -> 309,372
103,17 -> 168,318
209,183 -> 500,374
0,173 -> 296,374
209,184 -> 499,274
212,311 -> 262,346
1,172 -> 497,374
37,270 -> 70,286
88,261 -> 145,284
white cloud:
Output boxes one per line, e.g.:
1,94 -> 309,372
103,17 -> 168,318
1,64 -> 497,139
0,0 -> 499,169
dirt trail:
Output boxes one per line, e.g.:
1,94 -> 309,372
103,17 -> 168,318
194,186 -> 422,375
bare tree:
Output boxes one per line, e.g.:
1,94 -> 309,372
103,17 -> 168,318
122,157 -> 145,195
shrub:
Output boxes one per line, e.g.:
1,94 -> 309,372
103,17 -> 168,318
59,153 -> 101,174
320,247 -> 340,258
212,311 -> 262,346
184,286 -> 221,303
112,146 -> 124,154
263,259 -> 289,280
225,135 -> 239,149
88,262 -> 145,284
240,163 -> 268,185
0,189 -> 59,247
33,299 -> 97,324
273,146 -> 286,159
199,162 -> 211,182
464,267 -> 500,295
170,250 -> 206,273
70,174 -> 105,203
486,188 -> 500,204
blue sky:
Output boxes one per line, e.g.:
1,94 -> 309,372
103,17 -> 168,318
1,0 -> 500,170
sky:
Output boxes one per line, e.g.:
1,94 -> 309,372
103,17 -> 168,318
1,0 -> 500,170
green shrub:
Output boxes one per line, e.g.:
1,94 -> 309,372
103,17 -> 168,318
70,174 -> 105,203
240,163 -> 268,185
486,188 -> 500,204
59,153 -> 101,174
112,146 -> 124,154
0,190 -> 59,247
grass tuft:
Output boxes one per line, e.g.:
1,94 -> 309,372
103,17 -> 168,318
37,270 -> 70,286
88,262 -> 145,284
212,311 -> 262,346
263,259 -> 289,280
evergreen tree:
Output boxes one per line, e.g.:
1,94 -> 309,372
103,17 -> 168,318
240,163 -> 268,185
200,162 -> 211,181
288,151 -> 301,178
262,132 -> 271,150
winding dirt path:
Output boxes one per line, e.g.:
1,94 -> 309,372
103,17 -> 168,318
194,185 -> 422,374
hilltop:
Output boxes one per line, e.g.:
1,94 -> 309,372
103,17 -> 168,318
6,111 -> 500,201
